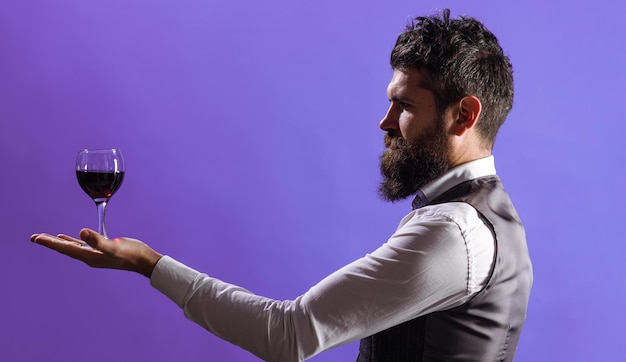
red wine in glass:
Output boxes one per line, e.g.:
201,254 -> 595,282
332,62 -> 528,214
76,171 -> 125,200
76,149 -> 125,238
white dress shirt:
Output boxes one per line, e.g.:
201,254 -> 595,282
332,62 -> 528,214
151,156 -> 497,362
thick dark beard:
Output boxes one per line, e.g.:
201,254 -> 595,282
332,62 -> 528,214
378,122 -> 450,202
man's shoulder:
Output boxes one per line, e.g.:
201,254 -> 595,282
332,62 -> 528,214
400,202 -> 485,234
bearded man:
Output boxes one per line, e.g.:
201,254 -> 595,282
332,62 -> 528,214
31,9 -> 532,362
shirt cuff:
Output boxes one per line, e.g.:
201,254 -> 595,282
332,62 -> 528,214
150,255 -> 201,308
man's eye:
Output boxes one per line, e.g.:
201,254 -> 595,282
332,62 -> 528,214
398,102 -> 409,110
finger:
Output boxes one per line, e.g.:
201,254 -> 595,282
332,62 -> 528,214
30,233 -> 59,243
31,233 -> 62,246
32,233 -> 114,267
32,233 -> 100,257
78,229 -> 125,260
79,228 -> 107,250
57,234 -> 88,247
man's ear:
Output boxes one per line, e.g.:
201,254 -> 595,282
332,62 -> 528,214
451,96 -> 482,136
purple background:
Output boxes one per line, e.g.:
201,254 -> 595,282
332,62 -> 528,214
2,1 -> 624,361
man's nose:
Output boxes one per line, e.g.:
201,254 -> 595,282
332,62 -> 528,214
379,104 -> 399,132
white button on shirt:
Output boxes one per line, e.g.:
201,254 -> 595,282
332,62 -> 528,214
151,156 -> 497,362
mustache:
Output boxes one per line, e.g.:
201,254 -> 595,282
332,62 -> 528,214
384,131 -> 407,149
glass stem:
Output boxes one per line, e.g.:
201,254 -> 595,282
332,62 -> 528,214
95,200 -> 108,238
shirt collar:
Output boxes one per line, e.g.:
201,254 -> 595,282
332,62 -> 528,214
411,156 -> 497,209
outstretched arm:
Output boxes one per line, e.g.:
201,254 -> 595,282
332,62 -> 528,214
30,228 -> 163,278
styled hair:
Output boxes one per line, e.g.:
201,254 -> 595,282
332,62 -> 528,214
391,9 -> 513,148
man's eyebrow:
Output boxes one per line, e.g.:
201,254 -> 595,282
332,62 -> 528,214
389,95 -> 413,103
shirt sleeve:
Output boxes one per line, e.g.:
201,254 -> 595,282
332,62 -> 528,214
150,204 -> 492,362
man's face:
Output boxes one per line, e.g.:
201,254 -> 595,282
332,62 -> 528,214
378,68 -> 451,202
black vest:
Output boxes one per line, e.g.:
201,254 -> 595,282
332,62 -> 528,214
357,176 -> 532,362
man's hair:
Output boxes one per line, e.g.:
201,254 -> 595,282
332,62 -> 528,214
391,9 -> 513,148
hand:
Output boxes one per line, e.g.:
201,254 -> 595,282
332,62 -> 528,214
30,228 -> 163,278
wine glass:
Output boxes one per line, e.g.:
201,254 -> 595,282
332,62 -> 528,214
76,149 -> 125,238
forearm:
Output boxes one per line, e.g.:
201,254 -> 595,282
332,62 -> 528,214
183,277 -> 308,361
151,257 -> 313,361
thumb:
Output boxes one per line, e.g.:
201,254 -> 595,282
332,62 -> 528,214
80,228 -> 106,249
